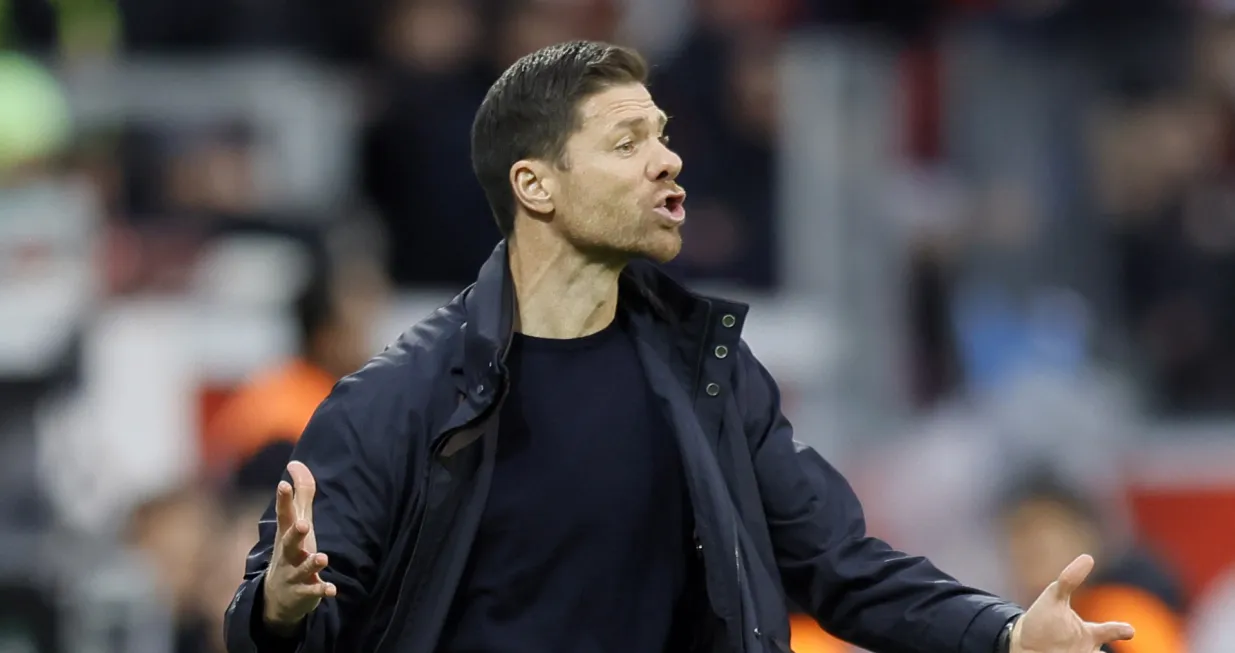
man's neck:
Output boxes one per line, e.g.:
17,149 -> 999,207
507,229 -> 624,339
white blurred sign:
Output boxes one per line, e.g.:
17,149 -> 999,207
0,178 -> 98,377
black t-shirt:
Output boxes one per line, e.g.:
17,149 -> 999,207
438,318 -> 695,653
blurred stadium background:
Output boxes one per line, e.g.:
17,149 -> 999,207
4,0 -> 1235,651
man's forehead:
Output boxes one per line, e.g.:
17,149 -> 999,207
578,85 -> 666,127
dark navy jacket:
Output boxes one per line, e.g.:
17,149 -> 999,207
224,241 -> 1023,653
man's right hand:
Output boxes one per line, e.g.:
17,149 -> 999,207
261,460 -> 337,636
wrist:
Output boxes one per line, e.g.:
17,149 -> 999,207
996,616 -> 1020,653
259,576 -> 303,638
262,610 -> 303,638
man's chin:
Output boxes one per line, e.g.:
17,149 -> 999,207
640,237 -> 682,264
591,233 -> 681,265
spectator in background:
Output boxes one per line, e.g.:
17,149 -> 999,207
200,440 -> 298,653
203,254 -> 386,473
1091,86 -> 1234,414
788,612 -> 850,653
362,0 -> 496,288
995,468 -> 1188,653
651,3 -> 780,288
117,0 -> 381,61
124,485 -> 221,653
1190,563 -> 1235,653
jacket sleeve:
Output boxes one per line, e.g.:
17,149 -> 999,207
736,342 -> 1022,653
224,386 -> 404,653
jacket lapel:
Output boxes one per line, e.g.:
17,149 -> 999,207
631,330 -> 750,651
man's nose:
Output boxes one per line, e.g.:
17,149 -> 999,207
650,144 -> 683,182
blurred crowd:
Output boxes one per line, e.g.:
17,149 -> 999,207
8,0 -> 1235,413
7,0 -> 1235,651
5,0 -> 804,291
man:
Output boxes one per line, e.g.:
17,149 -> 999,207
126,484 -> 220,653
204,254 -> 385,472
996,468 -> 1186,653
224,41 -> 1136,653
206,440 -> 300,653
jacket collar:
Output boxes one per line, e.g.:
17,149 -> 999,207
458,240 -> 749,387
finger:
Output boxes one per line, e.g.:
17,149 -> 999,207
1052,554 -> 1095,601
286,460 -> 317,524
289,552 -> 329,583
274,481 -> 295,534
1088,621 -> 1135,643
295,580 -> 337,599
281,518 -> 312,562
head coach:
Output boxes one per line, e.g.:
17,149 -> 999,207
223,40 -> 1136,653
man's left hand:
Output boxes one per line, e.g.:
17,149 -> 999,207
1010,554 -> 1136,653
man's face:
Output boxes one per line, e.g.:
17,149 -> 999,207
1000,499 -> 1100,604
201,501 -> 266,637
543,83 -> 686,263
128,490 -> 217,612
313,260 -> 387,377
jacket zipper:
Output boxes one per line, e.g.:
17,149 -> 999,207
370,434 -> 450,652
734,515 -> 756,647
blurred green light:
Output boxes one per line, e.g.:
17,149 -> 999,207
0,52 -> 71,172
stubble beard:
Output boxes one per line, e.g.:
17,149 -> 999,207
558,192 -> 683,264
598,206 -> 682,264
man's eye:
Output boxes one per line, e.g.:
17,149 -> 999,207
658,134 -> 671,146
617,142 -> 636,153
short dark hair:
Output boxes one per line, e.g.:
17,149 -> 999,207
222,439 -> 296,518
471,40 -> 648,236
996,465 -> 1100,526
294,259 -> 335,357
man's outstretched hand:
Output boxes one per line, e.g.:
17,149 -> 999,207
261,461 -> 337,637
1011,554 -> 1136,653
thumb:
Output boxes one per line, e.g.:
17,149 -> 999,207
1088,620 -> 1135,644
1052,554 -> 1095,601
286,460 -> 317,521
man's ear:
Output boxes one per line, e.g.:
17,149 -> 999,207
510,159 -> 556,217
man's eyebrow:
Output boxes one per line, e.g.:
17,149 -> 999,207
613,112 -> 670,132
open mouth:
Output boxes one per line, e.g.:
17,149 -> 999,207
655,191 -> 687,223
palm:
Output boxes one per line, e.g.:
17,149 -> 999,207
262,460 -> 336,631
1015,593 -> 1091,652
1011,555 -> 1135,653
